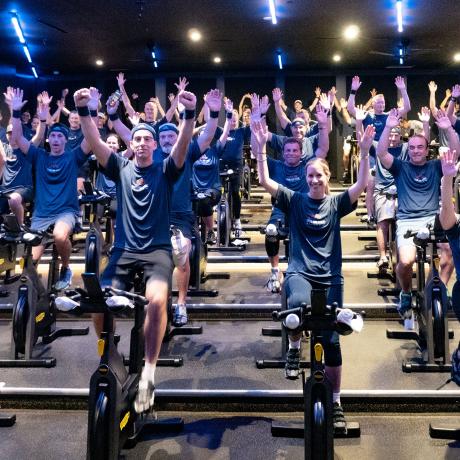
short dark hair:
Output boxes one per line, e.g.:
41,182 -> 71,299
282,137 -> 302,152
409,133 -> 428,148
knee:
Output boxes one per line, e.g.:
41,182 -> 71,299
53,229 -> 70,245
8,194 -> 22,208
265,225 -> 280,257
145,292 -> 167,312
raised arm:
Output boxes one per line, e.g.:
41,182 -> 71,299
251,118 -> 278,198
219,98 -> 233,147
363,88 -> 377,111
238,93 -> 251,118
440,87 -> 451,111
59,88 -> 71,117
376,108 -> 400,169
116,73 -> 135,119
435,109 -> 460,153
446,85 -> 460,125
0,141 -> 6,177
428,81 -> 439,117
440,148 -> 459,230
314,104 -> 330,159
170,90 -> 196,169
105,98 -> 132,145
9,88 -> 31,154
74,88 -> 112,168
31,92 -> 51,147
164,77 -> 187,123
152,97 -> 165,119
346,76 -> 361,118
272,88 -> 291,129
196,89 -> 222,153
308,87 -> 321,112
417,106 -> 431,142
395,76 -> 411,118
348,124 -> 375,203
338,97 -> 353,125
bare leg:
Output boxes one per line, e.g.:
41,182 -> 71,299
8,193 -> 24,225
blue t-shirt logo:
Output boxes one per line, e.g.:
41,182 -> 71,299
414,173 -> 428,184
132,177 -> 149,192
305,213 -> 326,226
47,162 -> 62,174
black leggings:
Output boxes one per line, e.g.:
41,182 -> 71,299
283,274 -> 343,367
228,174 -> 241,220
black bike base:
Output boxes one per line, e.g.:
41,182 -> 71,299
0,414 -> 16,427
208,246 -> 246,252
403,362 -> 452,373
166,326 -> 203,338
367,271 -> 395,281
430,424 -> 460,440
256,359 -> 310,369
41,326 -> 90,344
172,289 -> 218,297
123,357 -> 183,367
386,329 -> 454,340
271,421 -> 360,438
124,416 -> 184,450
262,327 -> 281,337
0,357 -> 56,368
378,287 -> 400,297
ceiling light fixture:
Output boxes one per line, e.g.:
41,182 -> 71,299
268,0 -> 277,25
23,45 -> 32,63
10,11 -> 37,78
151,47 -> 159,68
188,28 -> 202,42
343,24 -> 360,40
31,67 -> 38,78
213,56 -> 222,63
153,61 -> 158,68
333,54 -> 341,62
454,53 -> 460,63
277,52 -> 283,70
95,59 -> 103,66
396,0 -> 403,33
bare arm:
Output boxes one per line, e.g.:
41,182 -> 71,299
417,106 -> 431,142
308,87 -> 321,112
116,73 -> 135,119
348,125 -> 375,203
436,110 -> 460,153
376,108 -> 400,169
395,76 -> 411,118
446,85 -> 460,125
10,88 -> 31,154
196,89 -> 221,153
440,88 -> 451,111
219,98 -> 233,147
238,94 -> 251,118
440,149 -> 459,230
0,141 -> 6,177
428,81 -> 439,117
272,88 -> 290,129
74,88 -> 112,168
346,76 -> 361,118
314,104 -> 329,159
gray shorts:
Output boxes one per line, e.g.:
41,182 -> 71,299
374,192 -> 397,223
396,215 -> 436,248
31,212 -> 78,233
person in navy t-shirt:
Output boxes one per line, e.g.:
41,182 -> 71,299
11,88 -> 92,291
252,114 -> 374,433
75,86 -> 197,415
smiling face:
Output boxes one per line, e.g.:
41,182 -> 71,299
407,135 -> 429,166
291,122 -> 307,140
106,135 -> 120,153
130,129 -> 157,165
144,102 -> 156,122
283,141 -> 302,167
306,159 -> 331,199
372,94 -> 385,114
69,112 -> 80,130
48,131 -> 67,154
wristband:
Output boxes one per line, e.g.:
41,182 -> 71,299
12,110 -> 21,119
179,111 -> 185,120
76,106 -> 90,117
451,96 -> 458,103
90,109 -> 97,117
108,113 -> 119,121
226,112 -> 233,119
350,89 -> 357,95
184,109 -> 196,120
40,119 -> 47,123
209,110 -> 219,119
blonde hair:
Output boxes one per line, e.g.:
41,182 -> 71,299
305,158 -> 331,195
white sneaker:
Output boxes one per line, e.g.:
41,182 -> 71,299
134,379 -> 155,414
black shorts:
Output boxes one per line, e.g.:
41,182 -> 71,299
0,187 -> 33,214
101,248 -> 174,291
194,189 -> 221,217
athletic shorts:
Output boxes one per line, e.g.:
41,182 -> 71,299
396,214 -> 436,248
0,187 -> 33,214
374,191 -> 396,223
31,211 -> 78,233
101,248 -> 174,291
170,212 -> 196,240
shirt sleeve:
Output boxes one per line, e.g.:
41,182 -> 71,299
25,144 -> 41,166
274,184 -> 295,213
100,152 -> 123,182
388,157 -> 402,175
188,138 -> 203,163
163,155 -> 183,183
445,219 -> 460,238
73,146 -> 89,167
337,191 -> 357,219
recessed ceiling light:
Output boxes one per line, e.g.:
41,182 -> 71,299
333,54 -> 342,62
213,56 -> 222,63
53,70 -> 60,75
343,25 -> 360,40
188,28 -> 202,42
95,59 -> 103,66
454,53 -> 460,63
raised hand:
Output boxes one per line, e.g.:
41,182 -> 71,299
11,88 -> 28,111
435,109 -> 452,130
168,93 -> 175,103
339,97 -> 347,109
329,86 -> 337,96
88,87 -> 101,111
250,93 -> 260,117
314,86 -> 321,98
128,112 -> 141,126
250,119 -> 269,148
260,95 -> 270,114
446,88 -> 452,98
178,90 -> 196,110
351,76 -> 361,91
370,88 -> 377,98
204,89 -> 222,112
395,76 -> 406,90
175,77 -> 189,93
452,84 -> 460,98
105,96 -> 120,115
319,93 -> 330,111
224,98 -> 234,113
3,87 -> 14,108
358,124 -> 376,153
37,99 -> 50,121
132,93 -> 139,100
385,108 -> 400,128
116,72 -> 126,87
39,91 -> 53,106
417,106 -> 430,122
315,103 -> 328,124
272,87 -> 283,103
354,104 -> 367,121
428,81 -> 437,93
440,148 -> 458,178
73,88 -> 91,107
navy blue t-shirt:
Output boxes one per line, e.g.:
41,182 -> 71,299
275,185 -> 356,284
388,158 -> 442,219
375,143 -> 408,190
454,118 -> 460,138
268,157 -> 308,193
269,133 -> 318,162
67,128 -> 84,150
1,147 -> 33,190
102,154 -> 182,253
95,151 -> 128,198
219,126 -> 250,168
26,144 -> 88,218
363,113 -> 388,141
192,144 -> 222,191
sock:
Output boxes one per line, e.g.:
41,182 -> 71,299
235,219 -> 241,229
271,267 -> 280,274
141,362 -> 156,384
289,338 -> 301,350
332,392 -> 341,405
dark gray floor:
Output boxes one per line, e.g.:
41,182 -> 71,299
1,409 -> 460,460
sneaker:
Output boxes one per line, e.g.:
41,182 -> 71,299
333,402 -> 347,433
234,228 -> 247,239
55,266 -> 72,290
284,347 -> 300,380
134,378 -> 155,414
376,256 -> 389,273
206,230 -> 217,245
397,291 -> 412,320
173,303 -> 188,327
265,269 -> 284,294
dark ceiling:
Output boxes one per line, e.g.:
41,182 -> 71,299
1,0 -> 460,78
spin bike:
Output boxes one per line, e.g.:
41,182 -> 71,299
386,223 -> 453,372
270,290 -> 360,460
0,215 -> 89,368
56,273 -> 183,460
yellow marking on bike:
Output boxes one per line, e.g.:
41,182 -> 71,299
35,312 -> 45,323
19,258 -> 25,269
0,259 -> 4,265
434,258 -> 440,271
120,411 -> 130,431
97,339 -> 105,357
314,343 -> 323,363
